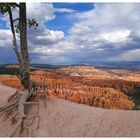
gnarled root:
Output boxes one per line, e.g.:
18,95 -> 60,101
0,88 -> 40,137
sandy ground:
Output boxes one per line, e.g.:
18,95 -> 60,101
0,84 -> 140,137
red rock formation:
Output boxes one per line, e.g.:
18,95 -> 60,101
0,72 -> 136,110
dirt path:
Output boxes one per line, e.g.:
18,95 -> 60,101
37,97 -> 140,137
0,84 -> 140,137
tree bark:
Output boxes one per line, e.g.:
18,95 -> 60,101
8,6 -> 22,69
19,3 -> 30,89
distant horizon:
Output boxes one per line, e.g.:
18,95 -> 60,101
1,60 -> 140,66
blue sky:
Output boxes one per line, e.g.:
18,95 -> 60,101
46,3 -> 94,35
1,3 -> 140,64
53,3 -> 94,11
0,15 -> 8,29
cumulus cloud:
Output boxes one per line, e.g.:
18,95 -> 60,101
27,3 -> 55,23
0,29 -> 12,47
1,3 -> 140,64
54,3 -> 140,63
76,3 -> 140,30
31,2 -> 140,64
28,28 -> 64,47
0,29 -> 18,63
54,8 -> 77,13
99,30 -> 131,43
0,3 -> 67,64
25,3 -> 65,48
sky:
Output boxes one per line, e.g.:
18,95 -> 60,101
0,3 -> 140,64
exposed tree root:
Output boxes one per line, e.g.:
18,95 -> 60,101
0,87 -> 43,137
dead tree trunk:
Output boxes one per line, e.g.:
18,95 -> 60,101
19,3 -> 30,89
0,3 -> 31,89
0,3 -> 43,137
8,6 -> 22,68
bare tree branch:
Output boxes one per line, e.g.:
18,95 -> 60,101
13,18 -> 20,22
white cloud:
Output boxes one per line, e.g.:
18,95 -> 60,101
54,8 -> 77,13
70,24 -> 91,35
0,3 -> 66,64
35,29 -> 64,44
31,46 -> 64,55
27,3 -> 55,24
76,3 -> 140,31
54,3 -> 140,63
26,3 -> 65,47
0,29 -> 12,47
1,3 -> 140,64
100,30 -> 131,43
25,3 -> 140,63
